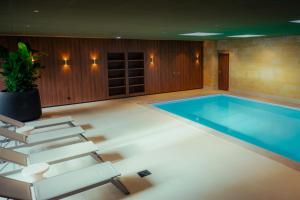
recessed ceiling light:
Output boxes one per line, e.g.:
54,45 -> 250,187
33,10 -> 39,13
289,19 -> 300,23
180,32 -> 223,36
116,36 -> 121,39
227,34 -> 265,38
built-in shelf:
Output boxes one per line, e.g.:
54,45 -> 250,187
109,94 -> 127,99
129,92 -> 145,97
108,53 -> 125,60
128,52 -> 144,95
109,89 -> 126,97
109,85 -> 126,89
107,52 -> 145,97
109,77 -> 125,80
127,52 -> 144,60
129,76 -> 144,79
108,60 -> 125,62
108,69 -> 126,71
129,84 -> 144,87
128,59 -> 144,61
107,52 -> 127,97
129,85 -> 144,94
128,68 -> 144,70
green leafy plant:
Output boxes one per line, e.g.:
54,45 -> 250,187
0,42 -> 46,92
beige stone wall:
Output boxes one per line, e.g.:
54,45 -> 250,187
203,41 -> 218,89
204,36 -> 300,101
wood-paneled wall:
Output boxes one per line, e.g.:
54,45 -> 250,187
0,36 -> 203,107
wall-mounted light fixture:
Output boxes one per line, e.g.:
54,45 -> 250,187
91,57 -> 98,71
63,58 -> 68,66
195,53 -> 200,64
90,54 -> 99,71
64,58 -> 68,66
92,57 -> 97,65
62,56 -> 71,72
150,55 -> 154,65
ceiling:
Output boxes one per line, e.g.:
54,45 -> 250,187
1,0 -> 300,40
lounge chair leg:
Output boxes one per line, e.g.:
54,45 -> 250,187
91,152 -> 104,162
111,177 -> 130,195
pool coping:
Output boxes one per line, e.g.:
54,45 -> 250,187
154,93 -> 300,112
142,93 -> 300,172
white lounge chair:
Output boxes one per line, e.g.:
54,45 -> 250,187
0,162 -> 129,200
0,141 -> 99,166
0,114 -> 75,130
0,126 -> 87,147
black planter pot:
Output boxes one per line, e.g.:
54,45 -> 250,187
0,89 -> 42,122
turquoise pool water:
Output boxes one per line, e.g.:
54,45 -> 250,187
154,95 -> 300,162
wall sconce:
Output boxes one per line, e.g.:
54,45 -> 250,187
90,56 -> 99,71
150,55 -> 154,65
195,53 -> 200,64
62,56 -> 71,72
92,57 -> 97,65
63,57 -> 69,66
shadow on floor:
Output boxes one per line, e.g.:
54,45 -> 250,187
87,135 -> 106,144
121,174 -> 153,195
100,152 -> 124,163
80,123 -> 94,130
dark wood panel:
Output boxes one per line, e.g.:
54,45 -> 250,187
191,41 -> 203,89
176,41 -> 191,91
158,41 -> 168,92
144,40 -> 161,94
43,37 -> 83,105
218,53 -> 229,90
0,36 -> 203,107
78,38 -> 107,102
159,40 -> 203,93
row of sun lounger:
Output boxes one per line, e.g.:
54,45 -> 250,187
0,114 -> 129,200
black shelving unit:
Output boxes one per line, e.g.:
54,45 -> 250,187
107,53 -> 126,97
127,52 -> 145,96
107,52 -> 145,98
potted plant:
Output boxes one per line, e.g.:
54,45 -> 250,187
0,41 -> 45,122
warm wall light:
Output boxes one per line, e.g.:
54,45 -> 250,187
92,57 -> 97,65
195,53 -> 200,64
90,55 -> 99,71
91,59 -> 98,71
62,56 -> 71,72
150,55 -> 154,65
64,58 -> 68,66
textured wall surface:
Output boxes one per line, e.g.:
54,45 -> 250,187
204,36 -> 300,101
203,41 -> 218,89
218,36 -> 300,100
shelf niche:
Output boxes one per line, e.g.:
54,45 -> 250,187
107,53 -> 126,97
107,52 -> 145,98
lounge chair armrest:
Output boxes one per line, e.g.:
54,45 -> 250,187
0,114 -> 25,127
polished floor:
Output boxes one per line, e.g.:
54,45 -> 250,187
9,89 -> 300,199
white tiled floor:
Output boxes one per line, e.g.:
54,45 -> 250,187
8,89 -> 300,200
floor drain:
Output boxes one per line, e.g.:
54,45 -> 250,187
137,170 -> 152,178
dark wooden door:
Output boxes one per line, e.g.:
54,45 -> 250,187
218,53 -> 229,90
